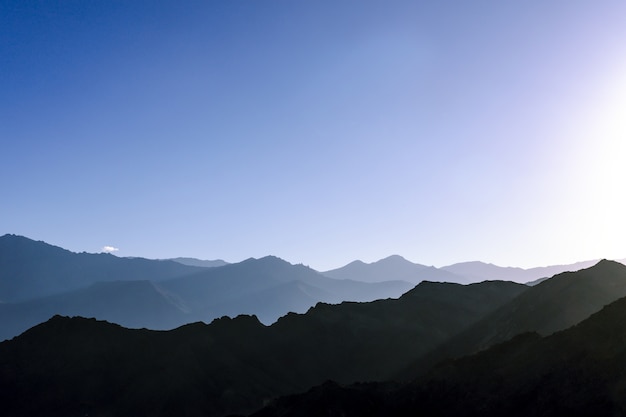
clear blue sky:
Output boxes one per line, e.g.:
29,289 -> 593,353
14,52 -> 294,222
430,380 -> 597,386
2,1 -> 626,270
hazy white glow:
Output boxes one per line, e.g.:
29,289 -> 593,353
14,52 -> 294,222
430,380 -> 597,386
102,246 -> 119,253
576,65 -> 626,203
553,61 -> 626,261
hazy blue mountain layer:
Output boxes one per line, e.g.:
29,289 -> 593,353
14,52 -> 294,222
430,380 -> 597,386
168,257 -> 229,268
0,235 -> 413,340
0,280 -> 197,341
323,255 -> 469,285
159,255 -> 415,324
0,234 -> 204,302
324,254 -> 623,285
441,259 -> 606,284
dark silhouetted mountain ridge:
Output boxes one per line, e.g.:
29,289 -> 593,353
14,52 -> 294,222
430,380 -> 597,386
398,259 -> 626,378
250,289 -> 626,417
0,279 -> 526,417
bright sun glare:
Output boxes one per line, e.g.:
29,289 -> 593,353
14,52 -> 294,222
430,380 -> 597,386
571,64 -> 626,254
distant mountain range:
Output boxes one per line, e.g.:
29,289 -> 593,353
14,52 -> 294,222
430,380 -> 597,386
1,233 -> 625,342
3,260 -> 626,416
156,255 -> 413,324
322,255 -> 471,285
0,234 -> 412,340
324,254 -> 625,285
440,259 -> 606,284
0,234 -> 205,302
167,257 -> 229,268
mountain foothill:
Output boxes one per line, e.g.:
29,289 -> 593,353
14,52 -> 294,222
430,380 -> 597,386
1,233 -> 626,416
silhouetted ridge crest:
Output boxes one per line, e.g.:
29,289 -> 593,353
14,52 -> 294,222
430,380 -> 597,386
209,314 -> 265,330
251,293 -> 626,417
1,237 -> 418,340
589,258 -> 624,272
397,258 -> 626,380
0,279 -> 526,416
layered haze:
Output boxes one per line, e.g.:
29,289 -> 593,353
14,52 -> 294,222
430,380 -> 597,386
2,234 -> 623,342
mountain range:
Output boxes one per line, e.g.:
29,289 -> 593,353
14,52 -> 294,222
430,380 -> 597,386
1,233 -> 624,342
3,259 -> 626,416
398,258 -> 626,378
251,264 -> 626,417
321,253 -> 625,285
168,257 -> 229,268
0,279 -> 525,417
439,259 -> 605,284
322,254 -> 471,285
0,234 -> 205,302
0,235 -> 413,340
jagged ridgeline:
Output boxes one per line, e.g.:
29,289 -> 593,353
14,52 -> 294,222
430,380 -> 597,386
252,270 -> 626,417
0,278 -> 525,416
0,235 -> 413,341
2,234 -> 626,416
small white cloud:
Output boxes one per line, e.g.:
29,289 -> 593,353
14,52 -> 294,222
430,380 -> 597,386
102,246 -> 119,253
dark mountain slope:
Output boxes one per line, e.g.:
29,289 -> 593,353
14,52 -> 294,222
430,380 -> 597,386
398,259 -> 626,379
263,280 -> 527,383
481,259 -> 626,338
0,280 -> 195,341
0,315 -> 280,417
400,259 -> 626,378
251,294 -> 626,417
0,280 -> 525,417
0,234 -> 204,302
323,255 -> 469,285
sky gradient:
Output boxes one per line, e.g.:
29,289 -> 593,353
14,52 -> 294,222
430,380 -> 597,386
2,1 -> 626,270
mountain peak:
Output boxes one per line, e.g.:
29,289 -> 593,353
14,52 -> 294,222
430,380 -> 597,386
382,254 -> 406,261
595,258 -> 620,266
237,256 -> 303,272
588,258 -> 626,273
0,234 -> 67,251
0,233 -> 27,241
258,255 -> 287,263
377,255 -> 412,264
241,255 -> 288,265
323,255 -> 469,285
